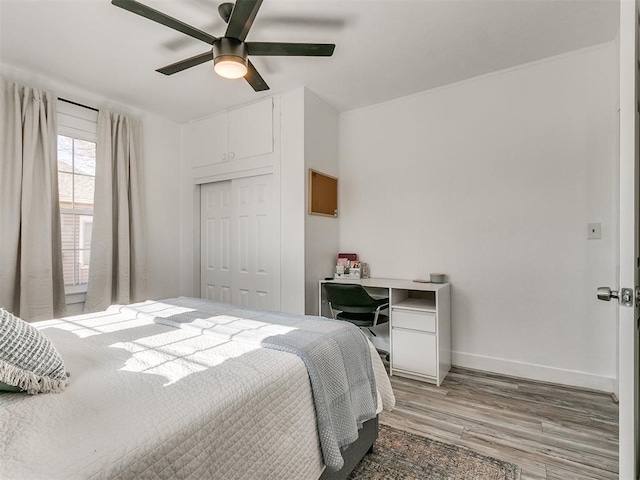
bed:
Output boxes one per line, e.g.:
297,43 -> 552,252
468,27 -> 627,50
0,297 -> 395,480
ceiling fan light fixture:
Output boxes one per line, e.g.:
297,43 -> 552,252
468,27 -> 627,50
213,38 -> 249,79
214,56 -> 248,79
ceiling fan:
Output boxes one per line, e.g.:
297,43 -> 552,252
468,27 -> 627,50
111,0 -> 336,92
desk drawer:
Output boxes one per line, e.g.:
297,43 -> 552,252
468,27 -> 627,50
392,329 -> 437,377
392,308 -> 436,333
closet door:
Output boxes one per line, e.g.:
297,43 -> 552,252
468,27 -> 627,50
200,174 -> 279,311
231,175 -> 275,310
200,181 -> 233,303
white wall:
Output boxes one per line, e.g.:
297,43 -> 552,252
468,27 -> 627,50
0,63 -> 183,305
339,43 -> 619,391
279,88 -> 340,315
304,89 -> 339,315
178,129 -> 198,298
141,113 -> 182,300
280,89 -> 307,313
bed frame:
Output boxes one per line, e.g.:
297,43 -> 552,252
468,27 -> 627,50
319,416 -> 378,480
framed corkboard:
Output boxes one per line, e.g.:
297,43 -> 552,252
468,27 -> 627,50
308,169 -> 338,217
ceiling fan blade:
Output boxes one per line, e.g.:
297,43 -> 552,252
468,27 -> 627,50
225,0 -> 263,41
246,42 -> 335,56
244,60 -> 269,92
111,0 -> 217,45
156,51 -> 213,75
218,3 -> 234,24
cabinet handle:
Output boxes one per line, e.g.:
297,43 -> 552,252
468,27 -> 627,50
222,153 -> 227,161
229,151 -> 235,159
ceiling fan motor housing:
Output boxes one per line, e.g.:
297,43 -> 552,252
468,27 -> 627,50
213,38 -> 248,69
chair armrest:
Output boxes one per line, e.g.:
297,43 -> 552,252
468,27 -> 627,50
375,302 -> 389,312
373,303 -> 389,326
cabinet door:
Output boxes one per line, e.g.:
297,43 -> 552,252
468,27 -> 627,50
188,112 -> 228,167
392,329 -> 437,377
228,98 -> 273,160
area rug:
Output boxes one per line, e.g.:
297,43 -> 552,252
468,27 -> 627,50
348,424 -> 521,480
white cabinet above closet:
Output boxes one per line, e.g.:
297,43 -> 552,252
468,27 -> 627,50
228,98 -> 273,161
187,98 -> 273,168
188,113 -> 227,168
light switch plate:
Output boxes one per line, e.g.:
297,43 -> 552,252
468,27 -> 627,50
588,222 -> 601,239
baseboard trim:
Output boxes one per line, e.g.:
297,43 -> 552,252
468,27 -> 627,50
451,351 -> 615,393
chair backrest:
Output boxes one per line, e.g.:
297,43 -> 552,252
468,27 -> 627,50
324,283 -> 379,312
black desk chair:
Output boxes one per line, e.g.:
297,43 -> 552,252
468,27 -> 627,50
324,283 -> 390,359
323,283 -> 389,328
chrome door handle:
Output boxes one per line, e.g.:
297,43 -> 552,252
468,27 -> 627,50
597,287 -> 619,301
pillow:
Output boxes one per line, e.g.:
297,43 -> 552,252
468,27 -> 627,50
0,308 -> 68,394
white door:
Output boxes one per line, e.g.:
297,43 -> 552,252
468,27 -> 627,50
201,180 -> 232,303
201,175 -> 280,311
616,3 -> 639,478
231,175 -> 276,310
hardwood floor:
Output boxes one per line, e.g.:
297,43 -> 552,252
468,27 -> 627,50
379,367 -> 619,480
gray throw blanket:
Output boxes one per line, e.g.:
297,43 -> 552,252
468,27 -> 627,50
119,297 -> 378,472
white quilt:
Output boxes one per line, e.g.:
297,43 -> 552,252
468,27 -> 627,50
0,305 -> 394,479
122,297 -> 380,472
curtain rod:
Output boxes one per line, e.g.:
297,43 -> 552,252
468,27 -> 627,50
59,97 -> 99,113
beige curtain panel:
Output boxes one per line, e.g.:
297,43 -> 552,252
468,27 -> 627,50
85,110 -> 147,313
0,78 -> 66,321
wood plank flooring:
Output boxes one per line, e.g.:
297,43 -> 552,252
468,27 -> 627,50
379,367 -> 619,480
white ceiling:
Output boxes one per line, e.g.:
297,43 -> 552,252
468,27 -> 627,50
0,0 -> 619,123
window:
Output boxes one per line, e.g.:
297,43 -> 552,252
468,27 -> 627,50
58,135 -> 96,287
57,100 -> 98,292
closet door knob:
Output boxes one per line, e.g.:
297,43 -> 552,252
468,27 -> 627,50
596,286 -> 618,301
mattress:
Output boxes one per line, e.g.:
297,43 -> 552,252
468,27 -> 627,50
0,302 -> 394,479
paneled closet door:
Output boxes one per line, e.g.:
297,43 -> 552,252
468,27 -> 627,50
200,181 -> 233,303
201,174 -> 279,311
231,175 -> 274,310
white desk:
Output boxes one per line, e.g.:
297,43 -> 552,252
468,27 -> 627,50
319,278 -> 451,386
